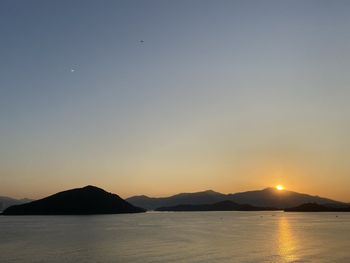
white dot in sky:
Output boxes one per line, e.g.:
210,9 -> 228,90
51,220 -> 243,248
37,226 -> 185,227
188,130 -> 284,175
70,69 -> 75,72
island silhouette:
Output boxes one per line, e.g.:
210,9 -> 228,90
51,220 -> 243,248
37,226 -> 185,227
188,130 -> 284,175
1,186 -> 145,215
284,202 -> 350,212
2,186 -> 350,215
155,200 -> 279,212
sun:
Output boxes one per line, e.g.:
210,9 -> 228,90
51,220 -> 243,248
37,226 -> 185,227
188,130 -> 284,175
276,185 -> 284,191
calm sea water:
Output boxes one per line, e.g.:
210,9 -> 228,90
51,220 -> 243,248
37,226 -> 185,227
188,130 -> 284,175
0,212 -> 349,263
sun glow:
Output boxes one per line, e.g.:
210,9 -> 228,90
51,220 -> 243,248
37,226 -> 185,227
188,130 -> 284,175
276,185 -> 285,191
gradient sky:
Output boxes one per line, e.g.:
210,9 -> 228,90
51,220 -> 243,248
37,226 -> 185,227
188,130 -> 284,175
1,0 -> 350,201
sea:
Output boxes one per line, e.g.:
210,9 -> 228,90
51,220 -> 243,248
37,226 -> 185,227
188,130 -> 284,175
0,211 -> 349,263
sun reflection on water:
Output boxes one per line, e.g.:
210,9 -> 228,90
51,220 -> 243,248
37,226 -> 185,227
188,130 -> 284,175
278,216 -> 299,262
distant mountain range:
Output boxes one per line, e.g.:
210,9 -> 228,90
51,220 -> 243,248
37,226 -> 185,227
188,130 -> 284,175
156,200 -> 279,212
2,186 -> 145,215
127,187 -> 346,210
0,196 -> 33,211
127,190 -> 226,210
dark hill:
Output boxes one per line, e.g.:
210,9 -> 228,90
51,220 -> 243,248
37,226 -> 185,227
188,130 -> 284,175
2,186 -> 145,215
284,203 -> 350,212
155,200 -> 279,212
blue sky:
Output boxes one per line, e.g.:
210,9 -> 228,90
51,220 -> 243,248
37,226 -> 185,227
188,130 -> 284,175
1,0 -> 350,200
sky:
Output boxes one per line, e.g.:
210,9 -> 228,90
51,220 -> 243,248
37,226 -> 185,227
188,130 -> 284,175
1,0 -> 350,201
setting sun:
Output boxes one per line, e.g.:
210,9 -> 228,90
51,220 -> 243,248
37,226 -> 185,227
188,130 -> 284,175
276,185 -> 285,191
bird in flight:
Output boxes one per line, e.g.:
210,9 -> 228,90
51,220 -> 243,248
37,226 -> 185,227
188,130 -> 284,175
140,40 -> 144,43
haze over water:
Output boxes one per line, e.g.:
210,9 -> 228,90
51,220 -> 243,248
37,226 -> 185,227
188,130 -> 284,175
1,212 -> 349,263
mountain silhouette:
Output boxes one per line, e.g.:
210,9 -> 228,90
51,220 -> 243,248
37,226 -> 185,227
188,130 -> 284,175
284,202 -> 350,212
127,187 -> 345,210
0,196 -> 33,211
2,186 -> 145,215
127,190 -> 227,210
225,187 -> 344,209
156,200 -> 279,212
